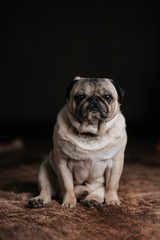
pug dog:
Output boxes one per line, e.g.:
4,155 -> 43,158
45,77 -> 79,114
29,77 -> 127,208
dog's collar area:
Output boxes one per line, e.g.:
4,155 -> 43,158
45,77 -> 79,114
69,120 -> 98,137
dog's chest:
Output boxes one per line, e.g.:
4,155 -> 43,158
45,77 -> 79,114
67,158 -> 111,185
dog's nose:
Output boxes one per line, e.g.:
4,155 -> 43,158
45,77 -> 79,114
89,96 -> 99,103
94,96 -> 99,103
89,96 -> 99,106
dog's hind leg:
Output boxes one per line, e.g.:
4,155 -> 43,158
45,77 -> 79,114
74,185 -> 90,200
29,158 -> 59,208
81,186 -> 105,208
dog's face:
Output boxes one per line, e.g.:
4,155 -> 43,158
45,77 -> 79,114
67,77 -> 124,125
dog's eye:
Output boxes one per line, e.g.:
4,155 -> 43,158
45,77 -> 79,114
74,94 -> 85,104
105,94 -> 113,103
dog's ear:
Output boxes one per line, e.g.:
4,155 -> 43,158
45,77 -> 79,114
110,79 -> 125,104
66,79 -> 78,99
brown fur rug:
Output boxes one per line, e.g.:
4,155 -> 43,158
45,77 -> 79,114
0,137 -> 160,240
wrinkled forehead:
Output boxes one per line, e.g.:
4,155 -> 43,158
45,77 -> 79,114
73,78 -> 117,96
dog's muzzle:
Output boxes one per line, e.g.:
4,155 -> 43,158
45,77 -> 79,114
87,96 -> 101,110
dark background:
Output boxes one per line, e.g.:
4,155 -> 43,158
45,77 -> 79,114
0,1 -> 159,139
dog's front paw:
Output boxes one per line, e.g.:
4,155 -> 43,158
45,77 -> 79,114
29,198 -> 44,208
62,194 -> 77,208
105,199 -> 121,206
105,192 -> 121,206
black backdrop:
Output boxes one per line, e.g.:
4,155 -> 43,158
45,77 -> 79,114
0,1 -> 159,138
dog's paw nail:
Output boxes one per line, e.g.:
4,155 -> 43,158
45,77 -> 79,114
62,202 -> 77,208
106,200 -> 121,206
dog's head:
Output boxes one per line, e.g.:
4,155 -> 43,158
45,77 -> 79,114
67,76 -> 125,126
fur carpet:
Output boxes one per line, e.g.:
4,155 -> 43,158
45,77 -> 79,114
0,137 -> 160,240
